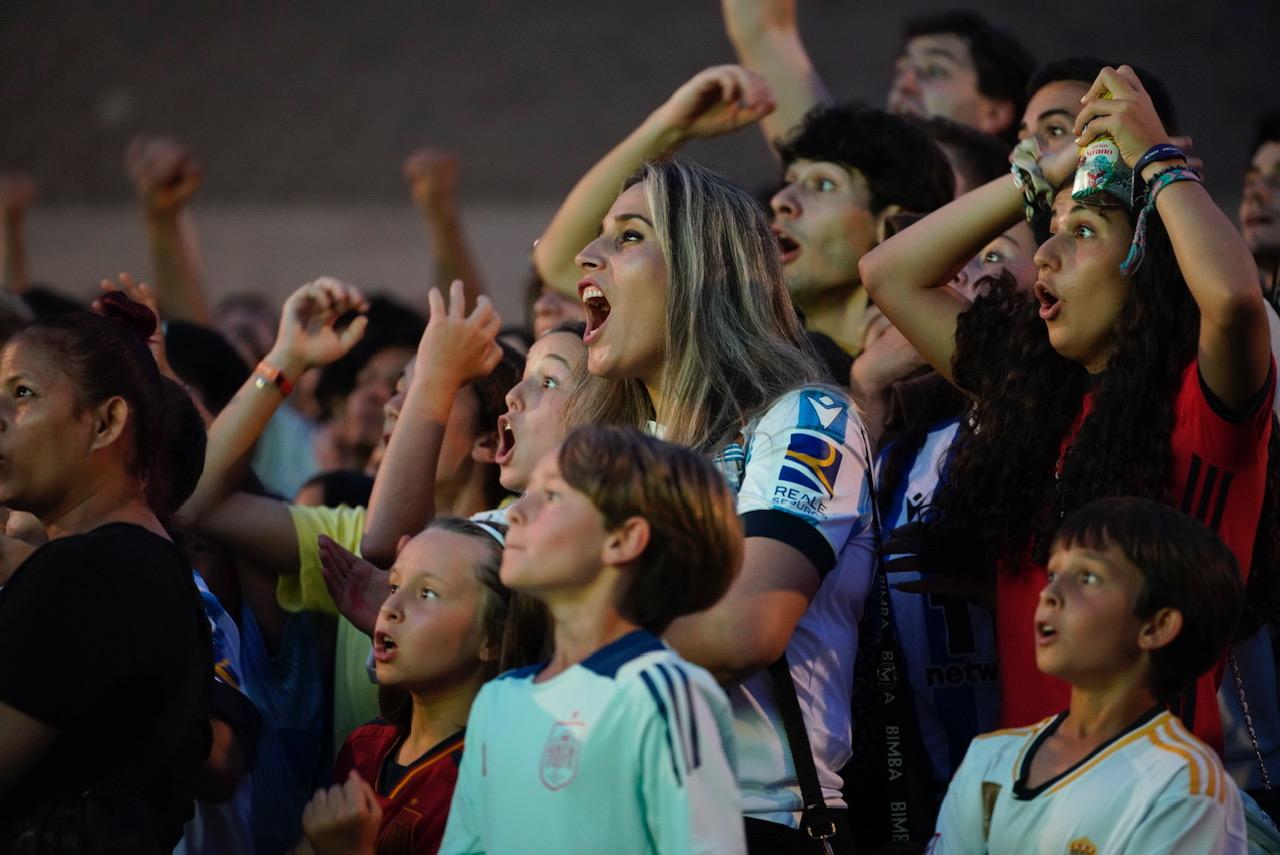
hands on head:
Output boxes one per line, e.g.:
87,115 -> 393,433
1072,66 -> 1178,176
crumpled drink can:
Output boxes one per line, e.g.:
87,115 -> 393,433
1071,90 -> 1133,202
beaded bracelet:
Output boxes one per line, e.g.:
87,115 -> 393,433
1121,165 -> 1203,273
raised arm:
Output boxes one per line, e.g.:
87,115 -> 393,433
532,65 -> 774,296
860,140 -> 1077,385
177,278 -> 368,528
1074,66 -> 1270,410
720,0 -> 831,148
0,174 -> 36,295
125,136 -> 212,324
359,280 -> 502,567
404,149 -> 488,310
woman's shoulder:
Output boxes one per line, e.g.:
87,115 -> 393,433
748,384 -> 862,442
22,523 -> 187,584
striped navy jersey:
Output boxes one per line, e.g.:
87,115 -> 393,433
440,630 -> 744,855
876,418 -> 1000,784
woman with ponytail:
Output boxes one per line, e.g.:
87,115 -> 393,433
0,290 -> 211,850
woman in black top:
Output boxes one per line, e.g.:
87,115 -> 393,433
0,292 -> 210,850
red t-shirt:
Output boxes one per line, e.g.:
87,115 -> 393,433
334,721 -> 464,855
997,360 -> 1273,752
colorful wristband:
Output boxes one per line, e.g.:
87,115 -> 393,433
254,361 -> 294,397
1121,165 -> 1203,274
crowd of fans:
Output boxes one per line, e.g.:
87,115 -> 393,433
1,2 -> 1279,853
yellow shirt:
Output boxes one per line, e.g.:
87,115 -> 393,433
279,504 -> 381,756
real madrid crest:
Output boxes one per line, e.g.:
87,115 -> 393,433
1067,837 -> 1097,855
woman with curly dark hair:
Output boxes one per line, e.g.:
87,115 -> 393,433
861,65 -> 1273,755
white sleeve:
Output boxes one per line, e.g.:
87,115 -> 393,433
1119,772 -> 1246,855
927,741 -> 991,855
736,388 -> 872,578
636,662 -> 746,855
439,687 -> 491,855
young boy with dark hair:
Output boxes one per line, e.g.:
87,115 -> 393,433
439,425 -> 747,854
928,497 -> 1247,853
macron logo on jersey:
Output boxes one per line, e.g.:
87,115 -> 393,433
798,391 -> 848,442
780,433 -> 843,497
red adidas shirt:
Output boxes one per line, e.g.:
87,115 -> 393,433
334,722 -> 464,855
997,360 -> 1273,752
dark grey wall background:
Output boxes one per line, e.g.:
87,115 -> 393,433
3,2 -> 1278,318
4,1 -> 1277,206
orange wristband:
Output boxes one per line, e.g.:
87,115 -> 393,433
254,361 -> 294,397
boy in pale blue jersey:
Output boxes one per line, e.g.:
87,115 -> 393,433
440,426 -> 746,854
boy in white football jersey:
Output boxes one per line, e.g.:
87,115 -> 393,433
440,425 -> 747,854
929,497 -> 1248,854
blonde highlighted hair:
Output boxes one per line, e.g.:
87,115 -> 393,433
566,158 -> 826,452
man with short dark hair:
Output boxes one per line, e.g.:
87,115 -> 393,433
721,0 -> 1033,146
888,10 -> 1035,143
771,104 -> 954,354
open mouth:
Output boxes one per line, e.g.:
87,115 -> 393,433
1034,282 -> 1062,321
374,631 -> 397,662
496,414 -> 516,465
1035,622 -> 1057,644
773,229 -> 801,264
580,283 -> 612,343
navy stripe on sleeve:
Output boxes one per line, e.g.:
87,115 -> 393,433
742,509 -> 837,578
639,669 -> 682,784
673,665 -> 701,771
656,664 -> 692,771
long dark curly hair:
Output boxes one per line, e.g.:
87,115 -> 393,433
926,199 -> 1280,633
927,202 -> 1178,550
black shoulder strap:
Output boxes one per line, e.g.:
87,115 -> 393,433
768,655 -> 837,843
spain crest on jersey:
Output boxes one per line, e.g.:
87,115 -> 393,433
539,720 -> 584,791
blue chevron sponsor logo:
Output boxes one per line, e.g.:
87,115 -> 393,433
779,433 -> 842,497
